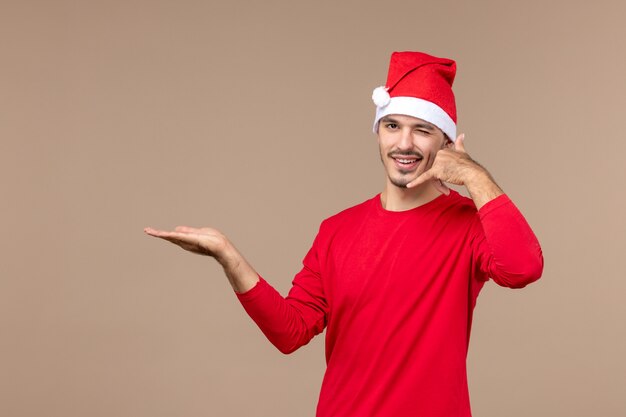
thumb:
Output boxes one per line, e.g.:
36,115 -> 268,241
454,133 -> 466,152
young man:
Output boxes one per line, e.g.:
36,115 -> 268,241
145,51 -> 543,417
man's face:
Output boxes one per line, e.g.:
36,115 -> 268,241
377,114 -> 450,189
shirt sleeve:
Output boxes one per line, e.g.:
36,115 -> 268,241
235,229 -> 328,354
472,194 -> 544,288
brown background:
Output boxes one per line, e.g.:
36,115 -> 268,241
1,0 -> 625,416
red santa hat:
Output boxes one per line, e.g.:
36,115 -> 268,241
372,51 -> 457,141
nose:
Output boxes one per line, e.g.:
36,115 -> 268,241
397,127 -> 413,150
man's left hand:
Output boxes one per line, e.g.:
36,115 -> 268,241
406,134 -> 504,209
406,134 -> 475,191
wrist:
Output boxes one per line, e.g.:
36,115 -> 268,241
463,166 -> 504,210
462,163 -> 491,188
218,242 -> 259,293
216,240 -> 241,270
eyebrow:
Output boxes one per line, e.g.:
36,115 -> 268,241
380,116 -> 436,131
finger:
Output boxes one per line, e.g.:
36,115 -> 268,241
406,170 -> 434,188
144,227 -> 168,237
454,133 -> 466,153
175,226 -> 218,235
160,237 -> 205,255
145,227 -> 189,238
154,232 -> 203,249
175,226 -> 199,233
145,229 -> 193,242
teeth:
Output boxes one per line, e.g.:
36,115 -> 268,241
397,158 -> 416,163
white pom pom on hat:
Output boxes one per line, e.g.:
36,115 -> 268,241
371,86 -> 391,108
372,51 -> 458,141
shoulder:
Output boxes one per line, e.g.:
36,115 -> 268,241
415,189 -> 478,217
442,190 -> 478,214
318,195 -> 378,232
428,190 -> 482,230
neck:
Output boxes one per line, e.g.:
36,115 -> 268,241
380,180 -> 443,211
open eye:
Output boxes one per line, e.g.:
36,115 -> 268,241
384,123 -> 398,130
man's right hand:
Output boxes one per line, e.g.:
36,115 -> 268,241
144,226 -> 230,260
144,226 -> 260,293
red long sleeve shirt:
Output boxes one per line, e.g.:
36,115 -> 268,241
236,192 -> 543,417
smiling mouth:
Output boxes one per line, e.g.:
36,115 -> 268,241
391,154 -> 423,169
394,157 -> 420,164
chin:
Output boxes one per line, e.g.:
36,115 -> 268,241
389,176 -> 410,189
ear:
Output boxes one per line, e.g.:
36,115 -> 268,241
443,135 -> 454,149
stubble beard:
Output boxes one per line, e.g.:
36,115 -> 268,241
390,176 -> 410,189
